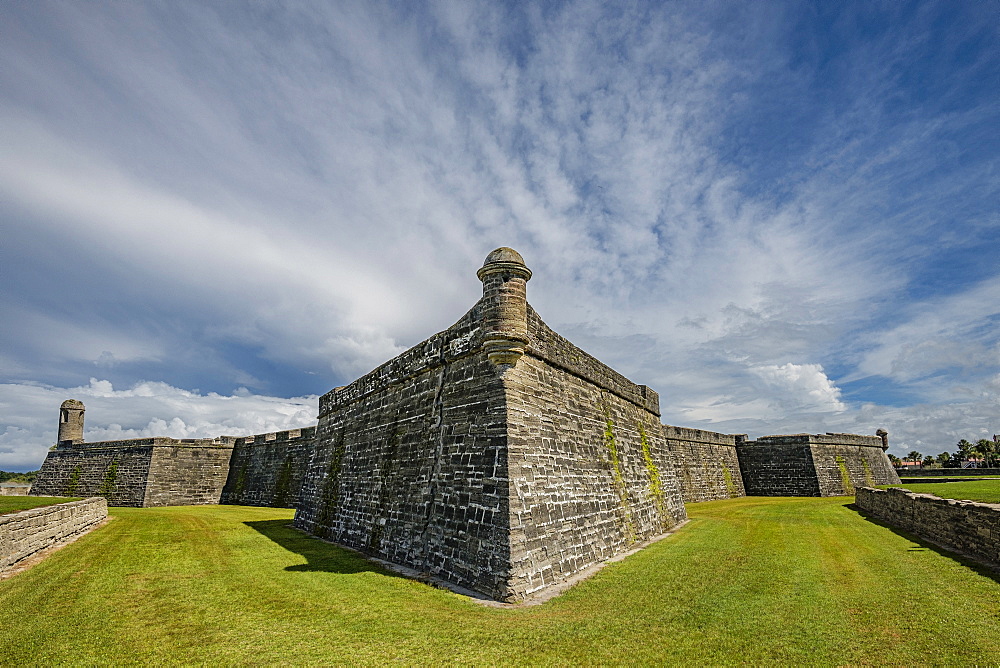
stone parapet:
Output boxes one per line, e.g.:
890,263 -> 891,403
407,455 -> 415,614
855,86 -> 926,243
319,303 -> 484,418
856,487 -> 1000,567
525,306 -> 659,415
1,497 -> 107,570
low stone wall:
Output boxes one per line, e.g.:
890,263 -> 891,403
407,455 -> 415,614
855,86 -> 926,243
899,468 -> 1000,477
1,483 -> 31,496
856,487 -> 1000,567
0,497 -> 108,569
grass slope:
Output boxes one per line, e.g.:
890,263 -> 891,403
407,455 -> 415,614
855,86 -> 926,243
1,498 -> 998,665
888,479 -> 1000,504
0,496 -> 81,515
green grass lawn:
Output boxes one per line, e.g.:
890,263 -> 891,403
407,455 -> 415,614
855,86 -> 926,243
887,478 -> 1000,504
0,495 -> 81,515
2,498 -> 999,665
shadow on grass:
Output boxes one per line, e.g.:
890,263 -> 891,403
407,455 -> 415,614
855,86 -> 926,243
847,503 -> 1000,585
244,519 -> 403,578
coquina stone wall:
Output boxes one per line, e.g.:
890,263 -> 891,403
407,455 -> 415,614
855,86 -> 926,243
503,308 -> 686,599
143,444 -> 236,506
220,428 -> 317,508
295,302 -> 513,599
856,487 -> 1000,567
295,249 -> 687,602
737,433 -> 900,496
1,497 -> 107,569
32,442 -> 157,506
663,426 -> 745,502
32,438 -> 235,507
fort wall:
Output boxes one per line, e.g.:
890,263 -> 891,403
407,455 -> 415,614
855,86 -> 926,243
31,438 -> 236,507
294,302 -> 514,599
663,426 -> 745,502
737,433 -> 900,496
856,486 -> 1000,567
220,428 -> 317,508
505,350 -> 685,599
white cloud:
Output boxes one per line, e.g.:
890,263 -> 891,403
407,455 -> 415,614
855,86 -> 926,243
750,363 -> 846,413
0,379 -> 317,471
0,2 -> 998,470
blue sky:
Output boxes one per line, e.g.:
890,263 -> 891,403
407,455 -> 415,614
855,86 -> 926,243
1,1 -> 998,470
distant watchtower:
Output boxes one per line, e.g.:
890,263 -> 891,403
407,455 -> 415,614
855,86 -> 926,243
477,247 -> 532,365
58,399 -> 85,444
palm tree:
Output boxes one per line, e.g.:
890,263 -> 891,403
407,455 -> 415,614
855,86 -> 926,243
975,439 -> 996,468
956,439 -> 976,466
907,450 -> 923,468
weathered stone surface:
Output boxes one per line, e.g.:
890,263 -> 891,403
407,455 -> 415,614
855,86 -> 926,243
144,444 -> 235,507
663,426 -> 745,502
0,483 -> 31,496
737,433 -> 900,496
294,250 -> 687,602
856,486 -> 1000,567
1,497 -> 107,569
32,438 -> 236,507
220,428 -> 317,508
505,349 -> 685,600
295,301 -> 514,599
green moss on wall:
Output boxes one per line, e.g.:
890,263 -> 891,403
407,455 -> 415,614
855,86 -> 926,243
272,456 -> 293,507
233,462 -> 249,502
722,462 -> 737,497
64,465 -> 82,496
369,427 -> 402,551
603,410 -> 635,543
638,423 -> 666,528
97,459 -> 119,501
317,432 -> 348,537
836,456 -> 854,495
862,457 -> 875,487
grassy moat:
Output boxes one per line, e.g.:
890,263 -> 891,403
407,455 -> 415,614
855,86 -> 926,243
2,490 -> 999,665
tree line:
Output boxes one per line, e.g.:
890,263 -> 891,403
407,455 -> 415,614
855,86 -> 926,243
887,438 -> 999,469
0,470 -> 37,483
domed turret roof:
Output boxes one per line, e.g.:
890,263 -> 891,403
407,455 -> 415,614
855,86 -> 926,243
483,247 -> 526,266
477,247 -> 532,281
60,399 -> 85,409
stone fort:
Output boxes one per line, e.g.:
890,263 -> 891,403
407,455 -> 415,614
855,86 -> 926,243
32,248 -> 900,602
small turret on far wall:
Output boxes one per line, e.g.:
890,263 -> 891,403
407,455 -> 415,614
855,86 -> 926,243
58,399 -> 85,444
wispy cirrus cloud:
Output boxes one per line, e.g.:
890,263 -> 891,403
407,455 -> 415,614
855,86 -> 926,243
0,1 -> 998,468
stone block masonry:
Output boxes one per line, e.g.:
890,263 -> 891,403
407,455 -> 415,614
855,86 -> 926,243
295,300 -> 514,599
856,487 -> 1000,568
220,428 -> 317,508
737,433 -> 900,497
1,497 -> 107,570
294,248 -> 687,602
32,438 -> 236,507
663,426 -> 745,502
